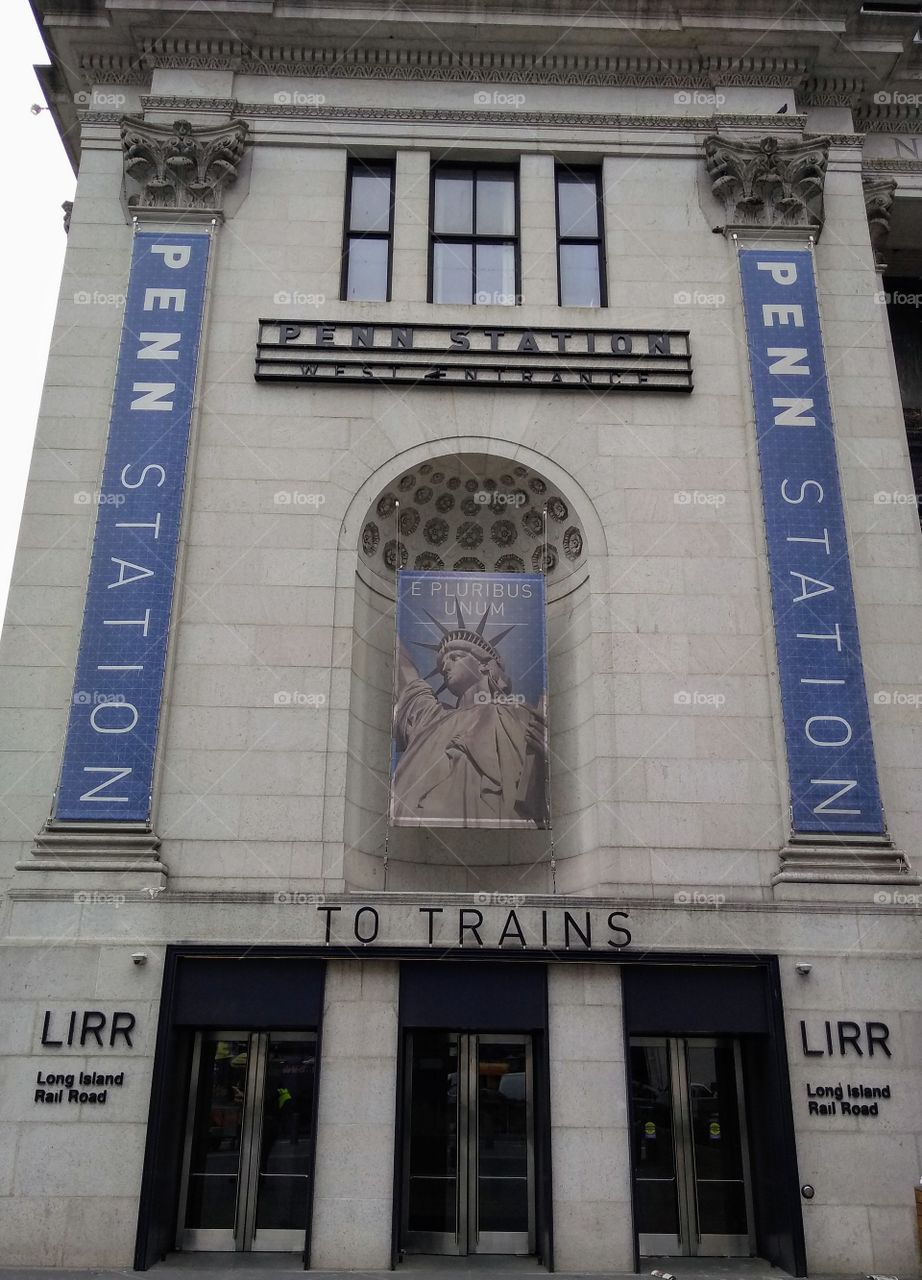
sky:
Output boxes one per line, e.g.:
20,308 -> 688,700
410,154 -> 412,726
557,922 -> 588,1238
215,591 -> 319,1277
0,1 -> 77,623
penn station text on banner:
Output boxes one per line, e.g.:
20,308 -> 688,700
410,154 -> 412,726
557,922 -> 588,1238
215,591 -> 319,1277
739,249 -> 885,836
53,232 -> 212,822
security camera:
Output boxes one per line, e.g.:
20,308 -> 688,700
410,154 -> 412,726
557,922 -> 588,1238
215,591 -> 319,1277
30,104 -> 46,116
131,952 -> 148,966
795,962 -> 812,976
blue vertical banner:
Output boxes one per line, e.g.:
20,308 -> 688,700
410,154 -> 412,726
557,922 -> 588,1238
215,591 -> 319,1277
391,571 -> 549,828
53,230 -> 212,822
739,248 -> 885,835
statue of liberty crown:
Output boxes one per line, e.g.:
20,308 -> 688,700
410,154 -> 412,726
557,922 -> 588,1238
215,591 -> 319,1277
412,596 -> 516,691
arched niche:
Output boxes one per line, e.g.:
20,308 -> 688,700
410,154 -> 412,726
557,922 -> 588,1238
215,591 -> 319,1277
336,446 -> 607,894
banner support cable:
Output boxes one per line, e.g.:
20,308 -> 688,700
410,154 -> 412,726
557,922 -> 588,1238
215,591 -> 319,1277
382,498 -> 402,891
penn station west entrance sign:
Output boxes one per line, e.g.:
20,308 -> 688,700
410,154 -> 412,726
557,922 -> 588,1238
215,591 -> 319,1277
255,321 -> 693,391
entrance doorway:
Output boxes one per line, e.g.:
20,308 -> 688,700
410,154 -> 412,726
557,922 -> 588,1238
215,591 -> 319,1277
401,1031 -> 535,1257
630,1037 -> 755,1257
177,1030 -> 317,1252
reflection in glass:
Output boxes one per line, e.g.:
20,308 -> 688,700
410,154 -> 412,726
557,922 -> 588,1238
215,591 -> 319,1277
433,243 -> 473,304
476,173 -> 516,235
350,168 -> 391,232
434,171 -> 474,234
477,1041 -> 528,1234
476,244 -> 516,305
407,1032 -> 459,1233
556,168 -> 604,308
185,1038 -> 249,1230
557,173 -> 599,237
686,1044 -> 747,1236
431,167 -> 518,306
346,238 -> 389,301
559,243 -> 602,307
254,1037 -> 316,1233
630,1044 -> 679,1238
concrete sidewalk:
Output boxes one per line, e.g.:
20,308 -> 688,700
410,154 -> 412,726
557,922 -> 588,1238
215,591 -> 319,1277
0,1256 -> 811,1280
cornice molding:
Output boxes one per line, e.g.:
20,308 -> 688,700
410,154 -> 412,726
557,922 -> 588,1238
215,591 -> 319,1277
799,75 -> 865,108
137,97 -> 809,133
705,133 -> 829,235
76,41 -> 812,91
854,105 -> 922,134
78,52 -> 148,86
139,97 -> 239,115
863,157 -> 922,172
142,41 -> 810,86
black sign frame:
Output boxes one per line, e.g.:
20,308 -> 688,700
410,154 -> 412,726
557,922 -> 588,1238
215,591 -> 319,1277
255,320 -> 693,392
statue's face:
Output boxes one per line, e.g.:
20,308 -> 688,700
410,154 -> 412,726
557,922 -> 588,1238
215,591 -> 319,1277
439,644 -> 485,696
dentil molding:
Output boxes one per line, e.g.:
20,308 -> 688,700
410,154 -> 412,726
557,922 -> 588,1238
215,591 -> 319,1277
78,42 -> 810,90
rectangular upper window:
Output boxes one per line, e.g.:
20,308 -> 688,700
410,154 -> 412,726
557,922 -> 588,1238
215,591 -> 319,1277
430,164 -> 519,305
556,166 -> 606,308
342,159 -> 394,302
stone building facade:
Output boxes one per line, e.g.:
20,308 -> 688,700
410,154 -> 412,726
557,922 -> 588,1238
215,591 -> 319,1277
2,0 -> 921,1273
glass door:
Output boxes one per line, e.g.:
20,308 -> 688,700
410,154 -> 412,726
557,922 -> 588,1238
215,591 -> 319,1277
630,1037 -> 754,1258
474,1037 -> 532,1254
402,1032 -> 534,1256
178,1031 -> 317,1252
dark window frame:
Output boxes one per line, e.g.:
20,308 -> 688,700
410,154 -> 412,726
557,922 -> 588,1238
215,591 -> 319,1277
341,157 -> 396,302
428,161 -> 521,305
555,164 -> 607,308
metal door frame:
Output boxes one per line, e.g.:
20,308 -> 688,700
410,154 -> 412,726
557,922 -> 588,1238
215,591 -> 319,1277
631,1035 -> 682,1256
178,1030 -> 315,1253
400,1031 -> 535,1257
471,1034 -> 535,1256
246,1031 -> 315,1253
633,1035 -> 755,1259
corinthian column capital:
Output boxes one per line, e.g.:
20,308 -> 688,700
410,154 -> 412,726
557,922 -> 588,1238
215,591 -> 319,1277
704,133 -> 830,236
121,115 -> 249,212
